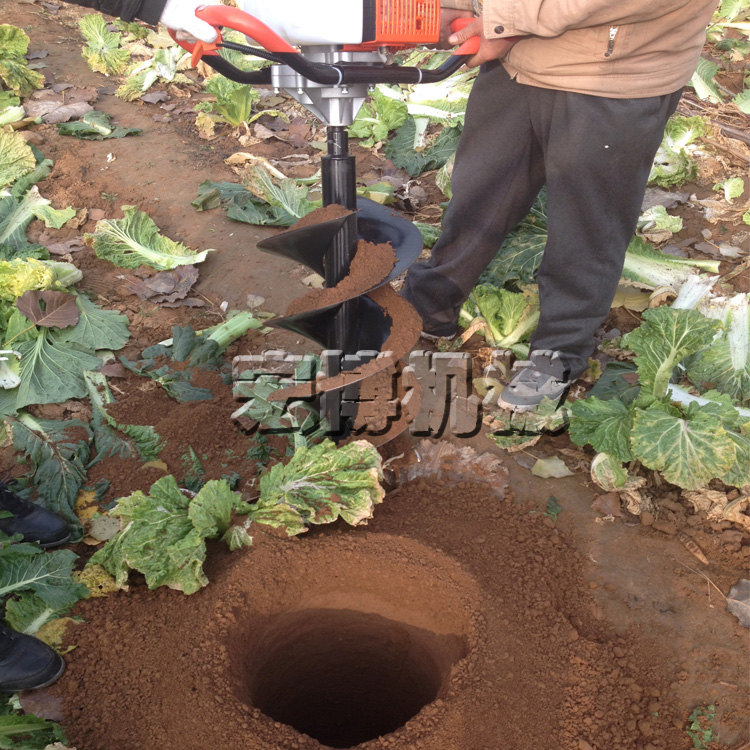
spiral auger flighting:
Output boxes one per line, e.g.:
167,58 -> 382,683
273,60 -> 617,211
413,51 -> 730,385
253,125 -> 426,442
173,1 -> 481,442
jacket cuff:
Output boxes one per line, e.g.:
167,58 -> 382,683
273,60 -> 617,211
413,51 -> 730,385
133,0 -> 168,25
441,0 -> 476,12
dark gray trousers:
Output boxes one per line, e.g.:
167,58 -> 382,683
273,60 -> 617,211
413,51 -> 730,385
401,62 -> 682,378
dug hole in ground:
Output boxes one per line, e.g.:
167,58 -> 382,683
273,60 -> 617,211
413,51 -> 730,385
2,3 -> 748,750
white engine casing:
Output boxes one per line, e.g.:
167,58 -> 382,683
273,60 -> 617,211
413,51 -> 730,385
239,0 -> 364,45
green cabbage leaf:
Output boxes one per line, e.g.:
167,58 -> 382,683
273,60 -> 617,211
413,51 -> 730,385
687,293 -> 750,406
570,306 -> 750,490
88,476 -> 250,594
0,24 -> 45,97
79,13 -> 130,75
85,205 -> 214,270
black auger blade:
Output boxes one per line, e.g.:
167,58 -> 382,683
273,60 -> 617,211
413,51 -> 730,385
256,212 -> 351,277
258,198 -> 423,286
272,294 -> 392,352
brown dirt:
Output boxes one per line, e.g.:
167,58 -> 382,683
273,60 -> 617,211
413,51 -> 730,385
291,203 -> 353,231
285,240 -> 397,316
89,368 -> 277,500
56,451 -> 747,750
2,4 -> 749,750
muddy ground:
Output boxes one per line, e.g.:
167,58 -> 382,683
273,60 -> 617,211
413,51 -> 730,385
1,1 -> 749,749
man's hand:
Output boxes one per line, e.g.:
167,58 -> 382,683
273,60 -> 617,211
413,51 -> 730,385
159,0 -> 220,43
448,16 -> 521,68
437,8 -> 475,49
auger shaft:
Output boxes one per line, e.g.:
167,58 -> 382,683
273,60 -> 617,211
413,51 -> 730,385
322,126 -> 359,354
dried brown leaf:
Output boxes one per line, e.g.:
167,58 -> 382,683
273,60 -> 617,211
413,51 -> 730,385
45,237 -> 86,255
100,362 -> 127,378
24,99 -> 93,124
253,123 -> 275,140
16,290 -> 80,328
124,266 -> 199,302
141,91 -> 169,104
18,688 -> 64,722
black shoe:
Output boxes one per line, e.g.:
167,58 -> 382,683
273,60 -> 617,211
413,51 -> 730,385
0,481 -> 70,548
0,624 -> 66,692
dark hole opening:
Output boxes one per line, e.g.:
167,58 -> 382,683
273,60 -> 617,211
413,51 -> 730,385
246,608 -> 466,748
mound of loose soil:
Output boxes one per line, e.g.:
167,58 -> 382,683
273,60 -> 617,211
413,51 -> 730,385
58,455 -> 706,750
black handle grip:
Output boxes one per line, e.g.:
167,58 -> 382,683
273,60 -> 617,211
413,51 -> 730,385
205,44 -> 470,86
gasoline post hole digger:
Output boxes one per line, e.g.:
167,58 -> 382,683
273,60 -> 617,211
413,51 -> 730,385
173,1 -> 480,440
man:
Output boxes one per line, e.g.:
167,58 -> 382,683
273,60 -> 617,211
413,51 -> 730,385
402,0 -> 719,411
1,1 -> 220,692
1,482 -> 71,691
63,0 -> 218,41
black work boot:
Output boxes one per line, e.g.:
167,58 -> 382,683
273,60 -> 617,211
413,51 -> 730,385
0,624 -> 66,692
0,481 -> 70,548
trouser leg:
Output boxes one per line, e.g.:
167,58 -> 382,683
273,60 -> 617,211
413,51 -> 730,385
401,63 -> 546,336
528,87 -> 683,377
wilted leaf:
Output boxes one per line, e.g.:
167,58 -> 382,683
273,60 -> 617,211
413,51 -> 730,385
46,236 -> 86,255
17,290 -> 80,328
254,439 -> 385,534
531,455 -> 574,478
24,97 -> 93,124
612,285 -> 652,311
0,128 -> 35,189
301,272 -> 324,289
88,476 -> 250,593
632,402 -> 735,489
32,85 -> 97,103
141,91 -> 168,103
682,488 -> 727,514
57,110 -> 141,140
88,513 -> 120,541
73,563 -> 118,597
590,452 -> 629,491
18,688 -> 64,722
35,616 -> 80,650
123,265 -> 198,302
74,489 -> 98,523
726,579 -> 750,627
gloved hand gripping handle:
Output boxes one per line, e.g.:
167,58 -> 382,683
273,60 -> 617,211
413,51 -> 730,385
171,5 -> 481,84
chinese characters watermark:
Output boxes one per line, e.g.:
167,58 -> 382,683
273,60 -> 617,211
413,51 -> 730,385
232,349 -> 509,439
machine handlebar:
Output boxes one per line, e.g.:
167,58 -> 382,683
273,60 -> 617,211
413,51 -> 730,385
170,4 -> 480,85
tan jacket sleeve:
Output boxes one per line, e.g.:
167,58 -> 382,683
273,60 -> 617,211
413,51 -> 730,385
482,0 -> 697,38
440,0 -> 475,11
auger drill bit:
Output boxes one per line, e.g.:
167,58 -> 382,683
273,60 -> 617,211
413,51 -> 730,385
173,2 -> 482,442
